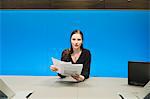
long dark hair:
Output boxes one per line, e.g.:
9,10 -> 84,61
70,30 -> 84,54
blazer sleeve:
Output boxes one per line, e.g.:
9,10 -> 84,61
81,50 -> 91,79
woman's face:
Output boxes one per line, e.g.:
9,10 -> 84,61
71,33 -> 83,50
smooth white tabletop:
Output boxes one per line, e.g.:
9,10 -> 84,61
0,76 -> 143,99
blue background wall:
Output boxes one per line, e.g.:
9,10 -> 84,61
0,10 -> 149,77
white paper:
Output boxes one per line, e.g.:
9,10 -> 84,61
52,57 -> 71,74
51,57 -> 83,76
52,57 -> 71,65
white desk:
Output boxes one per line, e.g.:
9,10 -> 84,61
0,76 -> 143,99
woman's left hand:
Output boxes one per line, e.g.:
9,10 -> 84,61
71,74 -> 85,81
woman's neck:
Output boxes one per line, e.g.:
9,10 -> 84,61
73,48 -> 81,54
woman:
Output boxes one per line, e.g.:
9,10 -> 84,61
50,30 -> 91,82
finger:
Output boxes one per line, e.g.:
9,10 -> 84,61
52,68 -> 57,71
73,77 -> 78,80
71,75 -> 79,81
71,75 -> 76,79
71,74 -> 76,77
71,75 -> 77,78
50,67 -> 58,71
50,67 -> 55,71
54,68 -> 58,71
74,74 -> 79,77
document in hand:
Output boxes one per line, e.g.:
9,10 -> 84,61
51,57 -> 83,76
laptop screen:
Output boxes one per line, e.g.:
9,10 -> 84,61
128,61 -> 150,86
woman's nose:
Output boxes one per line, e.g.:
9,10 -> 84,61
75,40 -> 78,43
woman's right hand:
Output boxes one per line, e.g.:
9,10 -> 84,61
50,65 -> 58,72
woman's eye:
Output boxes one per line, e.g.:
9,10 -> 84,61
78,39 -> 81,41
72,38 -> 76,40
